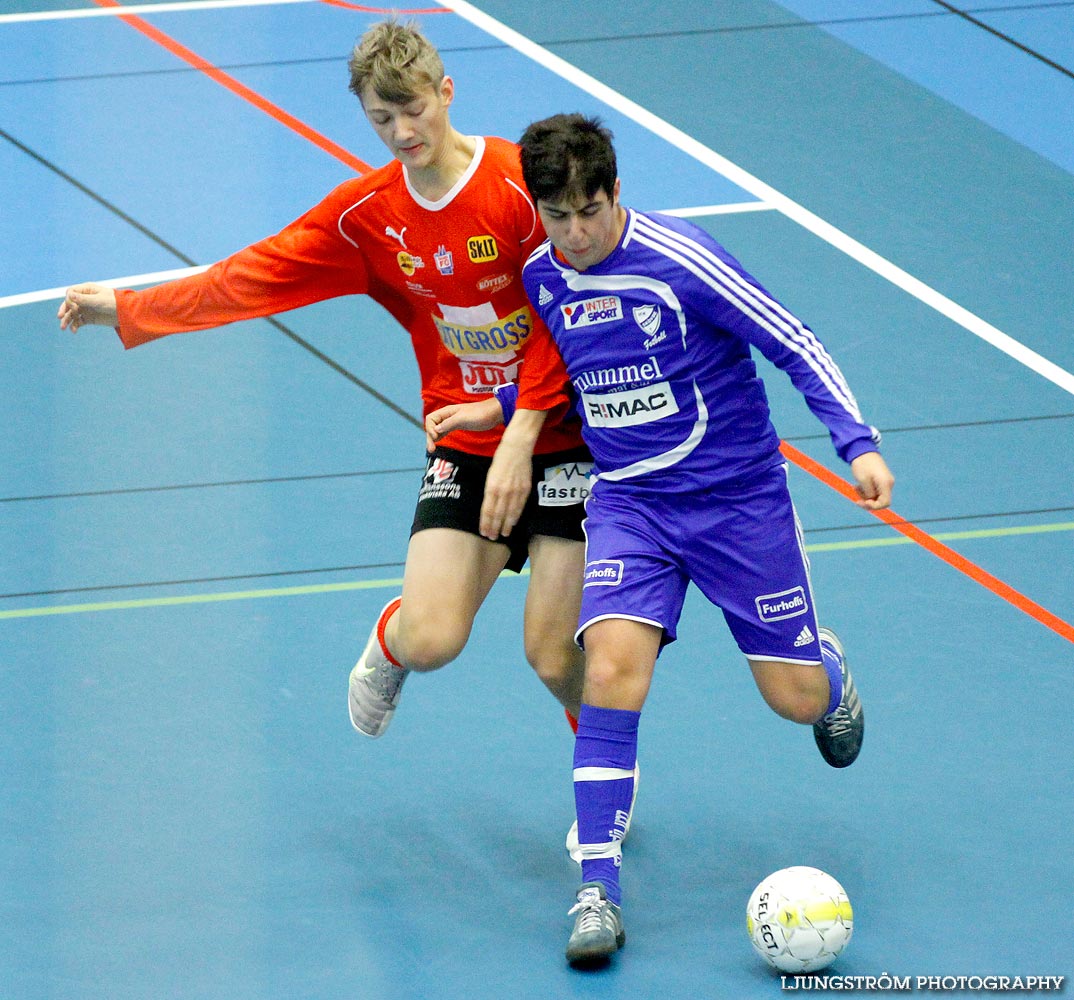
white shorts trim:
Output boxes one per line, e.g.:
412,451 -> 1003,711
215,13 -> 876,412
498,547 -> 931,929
744,653 -> 824,666
575,612 -> 664,647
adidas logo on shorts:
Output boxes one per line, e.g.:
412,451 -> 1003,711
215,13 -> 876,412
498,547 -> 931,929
794,625 -> 815,648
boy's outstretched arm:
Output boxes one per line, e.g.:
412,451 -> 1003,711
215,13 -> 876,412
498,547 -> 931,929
57,283 -> 118,332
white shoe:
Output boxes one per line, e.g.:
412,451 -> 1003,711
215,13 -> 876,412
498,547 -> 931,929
565,762 -> 639,864
348,598 -> 407,738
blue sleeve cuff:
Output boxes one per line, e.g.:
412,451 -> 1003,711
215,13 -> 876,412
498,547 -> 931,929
493,382 -> 518,425
839,426 -> 883,464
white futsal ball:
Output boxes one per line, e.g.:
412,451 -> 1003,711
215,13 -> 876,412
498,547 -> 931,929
746,866 -> 853,973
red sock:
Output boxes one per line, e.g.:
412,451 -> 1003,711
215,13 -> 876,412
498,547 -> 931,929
377,597 -> 403,667
565,709 -> 579,734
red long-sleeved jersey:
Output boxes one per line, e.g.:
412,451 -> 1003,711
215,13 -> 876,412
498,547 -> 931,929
115,136 -> 578,456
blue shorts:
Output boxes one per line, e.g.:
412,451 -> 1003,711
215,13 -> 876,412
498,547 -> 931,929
578,464 -> 822,663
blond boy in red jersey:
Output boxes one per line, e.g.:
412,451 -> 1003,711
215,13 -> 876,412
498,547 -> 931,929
58,23 -> 600,809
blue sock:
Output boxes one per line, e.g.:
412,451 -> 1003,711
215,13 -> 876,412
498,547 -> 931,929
574,704 -> 639,906
821,637 -> 844,716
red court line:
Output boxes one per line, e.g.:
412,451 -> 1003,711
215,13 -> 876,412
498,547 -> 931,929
781,441 -> 1074,645
92,0 -> 373,174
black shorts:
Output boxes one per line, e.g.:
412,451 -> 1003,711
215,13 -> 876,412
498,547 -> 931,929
411,445 -> 593,573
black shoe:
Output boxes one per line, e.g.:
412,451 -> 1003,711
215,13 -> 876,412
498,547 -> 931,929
813,627 -> 864,768
565,882 -> 625,966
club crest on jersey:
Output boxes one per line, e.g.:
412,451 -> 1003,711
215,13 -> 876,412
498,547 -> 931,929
433,244 -> 454,275
397,251 -> 425,276
633,303 -> 661,337
561,295 -> 622,329
467,235 -> 499,263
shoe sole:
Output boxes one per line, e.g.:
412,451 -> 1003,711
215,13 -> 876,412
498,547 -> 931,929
567,929 -> 626,965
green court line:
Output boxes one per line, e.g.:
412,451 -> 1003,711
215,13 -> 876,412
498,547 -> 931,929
0,577 -> 405,620
807,520 -> 1074,552
3,521 -> 1072,621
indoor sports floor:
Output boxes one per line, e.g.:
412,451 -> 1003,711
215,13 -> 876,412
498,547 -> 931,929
2,1 -> 1073,997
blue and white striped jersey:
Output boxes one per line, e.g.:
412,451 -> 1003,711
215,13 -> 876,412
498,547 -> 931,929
519,208 -> 880,492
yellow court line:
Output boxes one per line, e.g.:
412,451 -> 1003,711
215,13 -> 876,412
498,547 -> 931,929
2,521 -> 1072,621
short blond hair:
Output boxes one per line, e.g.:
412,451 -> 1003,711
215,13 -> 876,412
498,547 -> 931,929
348,19 -> 445,104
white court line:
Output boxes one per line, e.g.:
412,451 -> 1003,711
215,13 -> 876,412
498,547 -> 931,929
660,202 -> 776,218
0,266 -> 209,310
441,0 -> 1074,399
0,0 -> 318,24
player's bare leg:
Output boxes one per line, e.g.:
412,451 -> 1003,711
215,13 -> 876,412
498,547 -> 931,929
750,657 -> 830,724
348,528 -> 509,737
523,534 -> 586,717
388,528 -> 509,669
749,628 -> 864,767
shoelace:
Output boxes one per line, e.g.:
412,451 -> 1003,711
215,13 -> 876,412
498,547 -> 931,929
569,895 -> 607,934
821,705 -> 854,737
371,662 -> 407,701
821,660 -> 859,738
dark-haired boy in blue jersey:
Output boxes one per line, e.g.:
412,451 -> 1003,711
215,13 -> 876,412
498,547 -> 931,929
425,113 -> 895,967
